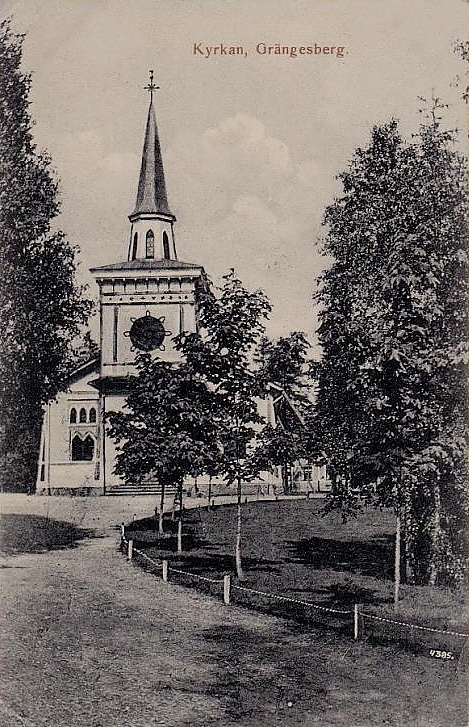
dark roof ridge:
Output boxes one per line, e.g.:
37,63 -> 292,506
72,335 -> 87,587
68,356 -> 100,380
90,258 -> 203,273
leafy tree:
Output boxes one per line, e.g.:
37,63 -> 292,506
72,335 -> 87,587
107,271 -> 270,570
313,110 -> 467,590
180,270 -> 271,578
256,332 -> 310,409
67,331 -> 100,372
254,332 -> 311,492
0,19 -> 92,492
106,352 -> 221,542
251,423 -> 305,495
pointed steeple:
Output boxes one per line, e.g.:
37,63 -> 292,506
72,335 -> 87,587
132,99 -> 173,218
127,74 -> 177,263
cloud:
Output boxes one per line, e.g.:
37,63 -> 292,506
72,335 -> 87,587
165,112 -> 332,343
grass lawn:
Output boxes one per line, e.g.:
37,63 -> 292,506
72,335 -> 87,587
130,500 -> 467,653
0,513 -> 90,554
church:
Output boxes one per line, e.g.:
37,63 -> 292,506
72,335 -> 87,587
36,78 -> 329,496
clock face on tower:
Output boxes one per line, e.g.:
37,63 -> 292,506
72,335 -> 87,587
124,312 -> 172,351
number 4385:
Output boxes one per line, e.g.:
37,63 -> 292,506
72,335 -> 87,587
430,649 -> 454,660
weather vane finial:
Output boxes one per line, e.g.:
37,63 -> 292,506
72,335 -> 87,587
143,70 -> 159,104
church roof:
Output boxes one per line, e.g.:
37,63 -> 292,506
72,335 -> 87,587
68,356 -> 100,382
90,258 -> 203,272
132,101 -> 173,218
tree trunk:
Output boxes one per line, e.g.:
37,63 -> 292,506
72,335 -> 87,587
401,494 -> 408,584
177,481 -> 183,554
402,489 -> 418,585
428,480 -> 441,586
177,518 -> 182,553
394,512 -> 401,611
208,475 -> 212,505
158,481 -> 166,535
235,475 -> 244,580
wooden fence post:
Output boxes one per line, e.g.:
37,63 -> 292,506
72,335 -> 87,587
127,539 -> 133,561
354,603 -> 360,640
120,522 -> 125,538
132,513 -> 136,522
162,560 -> 168,582
223,574 -> 231,605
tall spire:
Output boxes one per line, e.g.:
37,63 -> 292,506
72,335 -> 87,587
132,72 -> 173,218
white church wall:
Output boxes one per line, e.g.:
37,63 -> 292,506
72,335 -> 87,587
36,371 -> 101,494
103,393 -> 127,488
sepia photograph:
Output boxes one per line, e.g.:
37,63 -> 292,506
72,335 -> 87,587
0,1 -> 467,725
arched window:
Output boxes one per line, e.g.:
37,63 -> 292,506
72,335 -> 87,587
163,231 -> 170,260
146,230 -> 155,258
132,232 -> 138,260
79,407 -> 87,423
70,408 -> 77,423
89,407 -> 97,423
72,434 -> 95,461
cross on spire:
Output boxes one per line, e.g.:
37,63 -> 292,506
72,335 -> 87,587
143,70 -> 159,104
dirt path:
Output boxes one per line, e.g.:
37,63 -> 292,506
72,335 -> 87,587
0,495 -> 466,727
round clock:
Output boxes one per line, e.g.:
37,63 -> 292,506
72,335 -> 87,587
128,313 -> 169,351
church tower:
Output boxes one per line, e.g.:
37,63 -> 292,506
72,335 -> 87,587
89,73 -> 205,491
90,74 -> 204,382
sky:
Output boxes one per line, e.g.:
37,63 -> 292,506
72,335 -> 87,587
5,0 -> 468,351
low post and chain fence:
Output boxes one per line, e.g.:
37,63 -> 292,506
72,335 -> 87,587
119,527 -> 468,662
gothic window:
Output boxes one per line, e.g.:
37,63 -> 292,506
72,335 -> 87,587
89,407 -> 97,423
70,408 -> 77,423
72,434 -> 95,461
146,230 -> 155,258
132,232 -> 138,260
163,231 -> 170,259
79,407 -> 87,423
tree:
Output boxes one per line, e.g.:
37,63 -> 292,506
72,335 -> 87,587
256,331 -> 311,409
254,332 -> 311,493
107,271 -> 270,569
252,423 -> 305,495
0,20 -> 92,491
67,331 -> 100,372
180,270 -> 271,578
106,352 -> 221,543
313,110 -> 467,591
